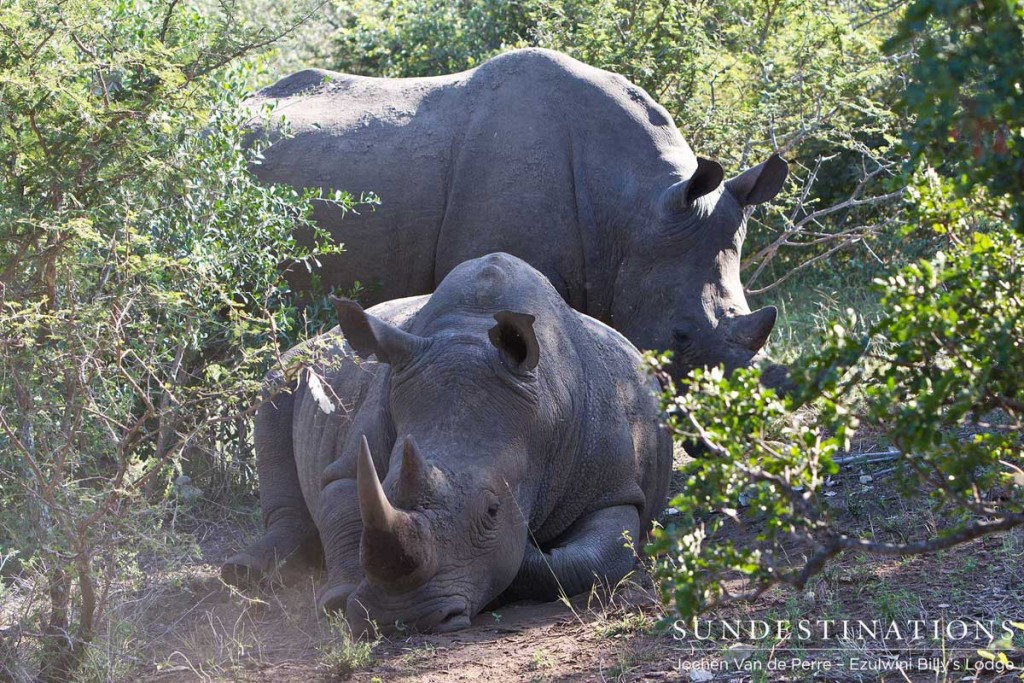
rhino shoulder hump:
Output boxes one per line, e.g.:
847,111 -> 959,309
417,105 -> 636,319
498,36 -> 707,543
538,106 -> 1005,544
577,313 -> 642,362
258,68 -> 347,99
472,47 -> 587,84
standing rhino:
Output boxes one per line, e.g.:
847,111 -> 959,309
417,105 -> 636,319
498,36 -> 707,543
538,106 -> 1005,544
246,48 -> 787,380
222,253 -> 672,634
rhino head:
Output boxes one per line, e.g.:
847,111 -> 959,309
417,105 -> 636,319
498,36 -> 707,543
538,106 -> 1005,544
330,293 -> 560,634
613,154 -> 788,382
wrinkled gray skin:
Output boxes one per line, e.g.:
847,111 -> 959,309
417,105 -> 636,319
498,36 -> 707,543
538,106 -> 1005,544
222,253 -> 672,635
246,48 -> 788,380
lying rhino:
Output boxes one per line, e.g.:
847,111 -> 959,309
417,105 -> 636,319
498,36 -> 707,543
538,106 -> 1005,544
222,253 -> 672,633
246,48 -> 787,380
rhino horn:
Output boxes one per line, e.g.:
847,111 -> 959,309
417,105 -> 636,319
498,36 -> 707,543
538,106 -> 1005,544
395,435 -> 428,508
356,435 -> 398,531
727,306 -> 778,352
357,436 -> 435,588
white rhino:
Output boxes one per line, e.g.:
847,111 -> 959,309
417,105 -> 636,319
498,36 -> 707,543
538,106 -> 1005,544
246,48 -> 788,381
223,253 -> 672,634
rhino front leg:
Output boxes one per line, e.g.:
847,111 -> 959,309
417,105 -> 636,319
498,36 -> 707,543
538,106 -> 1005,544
222,389 -> 319,586
315,475 -> 365,613
503,505 -> 641,602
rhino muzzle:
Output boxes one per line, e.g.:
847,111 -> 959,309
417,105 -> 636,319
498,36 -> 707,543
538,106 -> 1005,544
357,436 -> 437,592
346,587 -> 471,636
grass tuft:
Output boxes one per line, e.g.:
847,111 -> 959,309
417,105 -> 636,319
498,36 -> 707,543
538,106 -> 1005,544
319,613 -> 377,679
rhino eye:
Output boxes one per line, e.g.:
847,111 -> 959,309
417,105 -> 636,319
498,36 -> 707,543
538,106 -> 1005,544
482,491 -> 501,521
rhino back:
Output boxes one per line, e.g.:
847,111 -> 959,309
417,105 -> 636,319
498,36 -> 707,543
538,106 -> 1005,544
248,68 -> 470,303
425,49 -> 694,314
247,50 -> 695,315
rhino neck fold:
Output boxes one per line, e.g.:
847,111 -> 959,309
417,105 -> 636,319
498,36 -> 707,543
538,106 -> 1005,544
574,151 -> 694,329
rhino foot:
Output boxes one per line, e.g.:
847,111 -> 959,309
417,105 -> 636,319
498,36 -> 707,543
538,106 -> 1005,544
220,552 -> 269,587
316,582 -> 357,614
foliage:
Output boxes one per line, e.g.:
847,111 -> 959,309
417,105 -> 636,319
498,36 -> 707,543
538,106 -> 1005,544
649,229 -> 1024,615
888,0 -> 1024,232
646,362 -> 853,616
319,614 -> 377,679
650,0 -> 1024,619
0,0 -> 349,678
329,0 -> 532,77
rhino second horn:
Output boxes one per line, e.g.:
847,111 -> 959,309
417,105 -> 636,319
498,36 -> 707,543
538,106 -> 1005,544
395,435 -> 428,508
729,306 -> 778,352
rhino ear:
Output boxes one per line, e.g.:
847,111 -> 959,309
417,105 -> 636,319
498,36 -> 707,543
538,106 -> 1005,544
488,311 -> 540,372
330,295 -> 428,366
660,157 -> 724,215
725,154 -> 788,206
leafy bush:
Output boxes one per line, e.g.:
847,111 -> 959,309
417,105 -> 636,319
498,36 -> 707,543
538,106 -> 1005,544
649,229 -> 1024,616
649,0 -> 1024,620
329,0 -> 532,77
0,1 -> 348,678
319,614 -> 377,679
889,0 -> 1024,231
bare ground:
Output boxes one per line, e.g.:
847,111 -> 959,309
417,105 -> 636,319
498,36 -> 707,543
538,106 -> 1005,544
129,459 -> 1024,683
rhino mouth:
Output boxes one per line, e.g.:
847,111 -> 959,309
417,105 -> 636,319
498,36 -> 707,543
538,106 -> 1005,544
346,589 -> 471,635
432,603 -> 473,633
668,305 -> 779,379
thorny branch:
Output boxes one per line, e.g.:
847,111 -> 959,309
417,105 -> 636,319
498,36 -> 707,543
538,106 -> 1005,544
742,153 -> 905,295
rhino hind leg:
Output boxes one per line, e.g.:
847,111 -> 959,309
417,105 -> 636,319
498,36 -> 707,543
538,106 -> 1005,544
221,389 -> 320,587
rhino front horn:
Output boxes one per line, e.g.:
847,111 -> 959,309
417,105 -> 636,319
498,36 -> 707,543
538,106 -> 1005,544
728,306 -> 778,352
356,436 -> 435,590
356,435 -> 398,531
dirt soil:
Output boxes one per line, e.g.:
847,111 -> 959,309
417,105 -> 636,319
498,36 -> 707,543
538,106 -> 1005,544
133,462 -> 1024,683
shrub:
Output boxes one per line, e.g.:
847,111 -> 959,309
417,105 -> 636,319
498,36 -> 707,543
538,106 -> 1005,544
650,0 -> 1024,620
649,229 -> 1024,616
319,614 -> 376,679
0,1 -> 350,678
